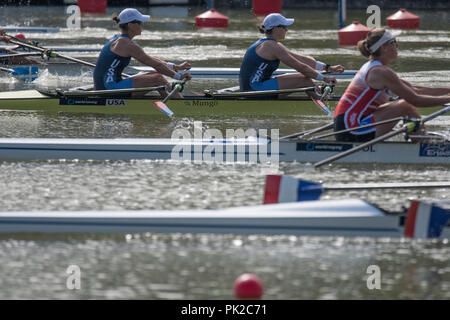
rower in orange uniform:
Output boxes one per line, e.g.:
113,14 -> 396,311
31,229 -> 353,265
334,28 -> 450,142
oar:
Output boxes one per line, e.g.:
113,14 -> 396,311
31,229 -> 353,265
4,33 -> 132,78
152,79 -> 188,117
280,122 -> 334,141
314,105 -> 450,168
0,65 -> 39,82
264,174 -> 450,203
0,52 -> 43,59
310,116 -> 404,140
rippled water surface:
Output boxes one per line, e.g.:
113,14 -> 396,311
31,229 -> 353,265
0,5 -> 449,299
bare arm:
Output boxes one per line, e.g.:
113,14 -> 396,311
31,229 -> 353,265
370,67 -> 450,107
286,50 -> 316,69
273,43 -> 325,79
401,79 -> 450,95
280,44 -> 345,74
111,38 -> 191,79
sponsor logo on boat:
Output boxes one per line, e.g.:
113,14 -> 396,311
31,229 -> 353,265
106,99 -> 126,106
59,98 -> 126,107
419,144 -> 450,157
296,143 -> 353,152
186,100 -> 219,108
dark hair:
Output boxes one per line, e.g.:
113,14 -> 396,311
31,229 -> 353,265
112,14 -> 128,30
357,28 -> 386,58
257,24 -> 272,35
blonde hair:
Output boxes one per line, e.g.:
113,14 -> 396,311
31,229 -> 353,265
357,28 -> 386,58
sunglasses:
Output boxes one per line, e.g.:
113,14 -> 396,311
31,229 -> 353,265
388,38 -> 398,45
277,25 -> 288,30
129,20 -> 142,25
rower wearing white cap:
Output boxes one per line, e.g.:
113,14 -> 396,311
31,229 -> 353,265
239,13 -> 343,93
334,28 -> 450,142
93,8 -> 191,98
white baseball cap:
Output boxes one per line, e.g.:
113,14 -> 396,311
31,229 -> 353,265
262,13 -> 294,30
118,8 -> 150,24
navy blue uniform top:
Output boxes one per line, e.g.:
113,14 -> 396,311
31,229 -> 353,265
93,34 -> 132,90
239,38 -> 280,92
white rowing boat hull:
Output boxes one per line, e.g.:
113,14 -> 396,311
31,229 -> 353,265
1,199 -> 448,238
0,138 -> 448,164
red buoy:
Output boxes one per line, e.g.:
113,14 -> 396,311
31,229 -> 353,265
252,0 -> 282,17
233,273 -> 264,299
14,33 -> 26,40
338,21 -> 371,46
195,9 -> 228,28
387,9 -> 420,29
78,0 -> 107,15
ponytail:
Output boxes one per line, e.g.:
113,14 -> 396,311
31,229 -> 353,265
357,39 -> 371,58
358,28 -> 386,59
112,13 -> 128,30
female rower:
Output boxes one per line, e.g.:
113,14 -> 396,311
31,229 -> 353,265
93,8 -> 191,98
334,28 -> 450,142
239,13 -> 344,93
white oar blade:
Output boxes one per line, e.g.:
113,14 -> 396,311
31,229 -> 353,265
264,175 -> 323,204
152,101 -> 174,117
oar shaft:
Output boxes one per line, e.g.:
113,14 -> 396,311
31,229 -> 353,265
314,127 -> 403,168
0,66 -> 14,73
422,104 -> 450,122
325,181 -> 450,191
0,52 -> 42,59
312,117 -> 403,140
280,122 -> 334,140
6,36 -> 132,78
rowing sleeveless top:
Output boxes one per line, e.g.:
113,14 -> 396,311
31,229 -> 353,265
239,38 -> 280,92
93,35 -> 132,90
334,60 -> 390,130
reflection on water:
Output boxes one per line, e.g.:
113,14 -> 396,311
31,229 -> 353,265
0,235 -> 448,299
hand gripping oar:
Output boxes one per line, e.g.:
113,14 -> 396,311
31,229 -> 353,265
152,79 -> 187,117
264,175 -> 450,203
310,84 -> 334,116
314,104 -> 450,168
5,34 -> 133,78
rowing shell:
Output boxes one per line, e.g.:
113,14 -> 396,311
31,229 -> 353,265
0,199 -> 448,238
0,137 -> 448,164
0,90 -> 444,117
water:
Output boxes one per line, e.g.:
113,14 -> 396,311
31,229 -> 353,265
0,6 -> 449,300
